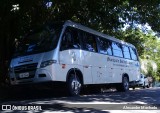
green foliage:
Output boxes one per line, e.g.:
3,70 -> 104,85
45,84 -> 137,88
146,62 -> 155,76
1,0 -> 160,84
141,32 -> 160,81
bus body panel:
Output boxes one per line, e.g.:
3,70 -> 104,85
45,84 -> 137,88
59,49 -> 93,84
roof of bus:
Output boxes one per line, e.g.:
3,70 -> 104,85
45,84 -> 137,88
63,20 -> 136,48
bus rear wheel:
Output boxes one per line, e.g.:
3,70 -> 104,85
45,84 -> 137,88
67,74 -> 82,96
116,76 -> 129,92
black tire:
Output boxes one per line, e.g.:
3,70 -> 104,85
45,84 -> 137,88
143,82 -> 145,89
116,76 -> 129,92
67,74 -> 82,96
132,86 -> 135,90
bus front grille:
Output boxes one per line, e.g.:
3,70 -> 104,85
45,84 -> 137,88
14,63 -> 38,80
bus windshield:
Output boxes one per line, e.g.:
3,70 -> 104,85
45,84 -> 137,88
14,24 -> 62,57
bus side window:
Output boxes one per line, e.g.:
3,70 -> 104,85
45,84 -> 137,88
112,42 -> 123,57
122,45 -> 131,59
97,37 -> 112,55
129,47 -> 138,60
60,27 -> 81,51
83,32 -> 97,52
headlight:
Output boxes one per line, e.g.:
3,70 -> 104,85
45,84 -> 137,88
40,60 -> 57,68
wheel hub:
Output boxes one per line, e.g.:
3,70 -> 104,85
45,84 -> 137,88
71,79 -> 81,93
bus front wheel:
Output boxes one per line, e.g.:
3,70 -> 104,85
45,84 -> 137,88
67,74 -> 82,96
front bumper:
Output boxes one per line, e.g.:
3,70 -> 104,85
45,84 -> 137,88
129,80 -> 140,87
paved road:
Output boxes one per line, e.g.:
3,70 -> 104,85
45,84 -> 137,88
0,87 -> 160,113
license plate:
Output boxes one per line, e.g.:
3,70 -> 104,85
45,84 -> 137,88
19,72 -> 29,78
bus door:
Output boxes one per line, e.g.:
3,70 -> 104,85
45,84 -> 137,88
60,26 -> 93,84
82,53 -> 93,84
82,32 -> 102,84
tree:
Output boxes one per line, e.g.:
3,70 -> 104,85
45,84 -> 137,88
142,34 -> 160,81
1,0 -> 160,85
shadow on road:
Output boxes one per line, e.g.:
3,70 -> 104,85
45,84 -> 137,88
0,86 -> 160,104
0,86 -> 67,102
0,86 -> 160,112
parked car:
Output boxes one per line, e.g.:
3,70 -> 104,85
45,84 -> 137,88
154,82 -> 160,87
138,74 -> 150,88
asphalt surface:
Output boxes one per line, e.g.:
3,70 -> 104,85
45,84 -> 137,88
0,87 -> 160,113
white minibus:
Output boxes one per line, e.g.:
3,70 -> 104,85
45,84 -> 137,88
9,20 -> 140,96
